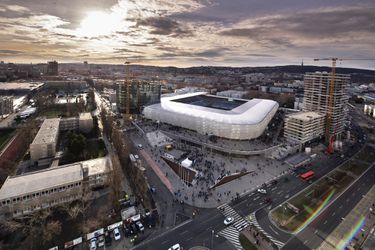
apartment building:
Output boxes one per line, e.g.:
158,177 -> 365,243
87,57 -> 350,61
0,157 -> 111,218
303,72 -> 350,139
30,118 -> 59,162
116,81 -> 161,114
284,111 -> 325,144
0,96 -> 13,115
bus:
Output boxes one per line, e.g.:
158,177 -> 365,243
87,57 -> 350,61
300,170 -> 315,181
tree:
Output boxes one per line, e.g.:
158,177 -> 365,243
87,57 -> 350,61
109,155 -> 123,209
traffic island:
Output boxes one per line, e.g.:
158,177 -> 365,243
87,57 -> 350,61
240,225 -> 278,250
270,143 -> 374,233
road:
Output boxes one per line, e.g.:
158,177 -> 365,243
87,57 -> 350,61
283,163 -> 374,250
131,119 -> 366,249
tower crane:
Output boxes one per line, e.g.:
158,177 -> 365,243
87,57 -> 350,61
313,57 -> 375,153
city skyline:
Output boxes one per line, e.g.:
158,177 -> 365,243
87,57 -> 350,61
1,0 -> 375,69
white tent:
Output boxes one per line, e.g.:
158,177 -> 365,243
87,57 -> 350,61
181,158 -> 193,168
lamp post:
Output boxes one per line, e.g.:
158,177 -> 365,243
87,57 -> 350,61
211,229 -> 214,250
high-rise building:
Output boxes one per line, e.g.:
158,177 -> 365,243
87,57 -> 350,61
303,71 -> 350,140
116,80 -> 161,114
47,60 -> 58,75
284,111 -> 325,144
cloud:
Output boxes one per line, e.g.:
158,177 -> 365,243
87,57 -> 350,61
136,16 -> 192,37
6,5 -> 29,13
0,49 -> 22,54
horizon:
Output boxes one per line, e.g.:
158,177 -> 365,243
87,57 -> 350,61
0,1 -> 375,69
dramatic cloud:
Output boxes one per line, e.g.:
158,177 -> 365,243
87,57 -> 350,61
136,17 -> 192,37
0,0 -> 374,68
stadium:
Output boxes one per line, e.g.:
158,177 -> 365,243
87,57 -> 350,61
143,92 -> 279,140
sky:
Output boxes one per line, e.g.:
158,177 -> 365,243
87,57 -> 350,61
0,0 -> 375,69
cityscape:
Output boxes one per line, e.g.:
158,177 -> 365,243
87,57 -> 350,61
0,1 -> 375,250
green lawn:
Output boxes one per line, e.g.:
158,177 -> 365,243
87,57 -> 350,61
0,129 -> 15,151
239,233 -> 258,250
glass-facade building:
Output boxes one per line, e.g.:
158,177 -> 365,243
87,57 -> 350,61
116,81 -> 161,114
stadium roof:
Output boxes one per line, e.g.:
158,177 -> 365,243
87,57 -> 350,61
159,92 -> 278,125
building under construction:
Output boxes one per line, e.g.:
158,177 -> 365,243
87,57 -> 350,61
303,71 -> 350,140
116,80 -> 161,115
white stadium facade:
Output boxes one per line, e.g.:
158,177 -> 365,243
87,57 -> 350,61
143,92 -> 279,140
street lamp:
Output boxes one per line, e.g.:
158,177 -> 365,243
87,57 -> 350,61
211,230 -> 214,250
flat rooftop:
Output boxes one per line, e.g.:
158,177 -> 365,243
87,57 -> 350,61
0,164 -> 83,200
81,157 -> 111,176
287,111 -> 324,121
31,118 -> 60,145
172,94 -> 246,111
0,82 -> 44,90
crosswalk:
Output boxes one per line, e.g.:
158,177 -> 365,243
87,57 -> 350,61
247,212 -> 284,248
218,204 -> 250,231
217,204 -> 250,250
218,226 -> 243,250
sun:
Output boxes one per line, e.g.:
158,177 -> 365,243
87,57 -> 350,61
77,11 -> 123,37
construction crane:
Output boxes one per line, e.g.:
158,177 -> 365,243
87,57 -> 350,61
313,57 -> 375,153
124,60 -> 131,120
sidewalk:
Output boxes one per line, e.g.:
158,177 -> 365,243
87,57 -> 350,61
318,185 -> 375,250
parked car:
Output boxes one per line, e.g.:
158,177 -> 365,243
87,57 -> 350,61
135,221 -> 144,232
104,232 -> 112,246
89,238 -> 97,250
97,235 -> 105,248
224,217 -> 234,226
113,228 -> 121,241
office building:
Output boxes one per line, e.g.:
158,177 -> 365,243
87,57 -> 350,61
284,111 -> 325,144
116,81 -> 161,114
30,118 -> 59,162
47,61 -> 58,76
303,72 -> 350,139
0,157 -> 111,218
0,96 -> 13,115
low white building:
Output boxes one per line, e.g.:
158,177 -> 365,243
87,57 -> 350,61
30,118 -> 60,162
284,111 -> 325,144
79,112 -> 93,133
0,157 -> 111,218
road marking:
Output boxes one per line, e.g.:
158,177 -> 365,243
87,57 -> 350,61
269,226 -> 280,235
304,240 -> 309,245
161,240 -> 170,245
324,220 -> 327,225
254,197 -> 259,201
181,230 -> 189,235
341,217 -> 345,220
339,205 -> 343,209
277,191 -> 283,195
332,212 -> 335,216
315,230 -> 318,234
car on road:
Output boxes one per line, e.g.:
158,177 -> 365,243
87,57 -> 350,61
168,243 -> 182,250
257,188 -> 267,194
224,217 -> 234,226
113,228 -> 121,241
